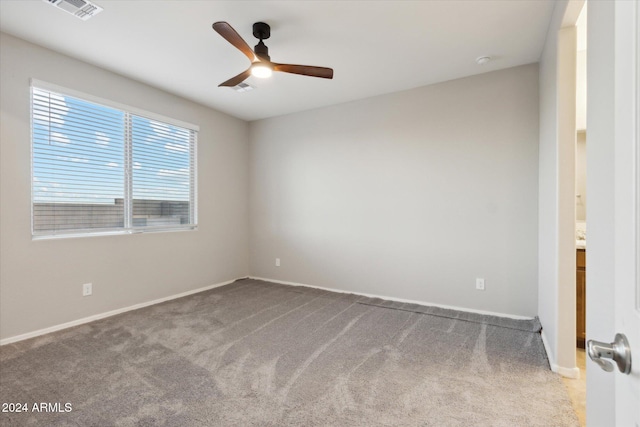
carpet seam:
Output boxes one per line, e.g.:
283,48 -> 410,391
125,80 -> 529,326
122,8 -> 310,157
352,301 -> 540,333
270,284 -> 540,333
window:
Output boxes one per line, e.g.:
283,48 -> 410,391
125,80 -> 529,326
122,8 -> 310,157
31,81 -> 198,238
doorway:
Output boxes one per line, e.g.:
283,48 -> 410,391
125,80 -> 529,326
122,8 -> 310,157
553,0 -> 640,424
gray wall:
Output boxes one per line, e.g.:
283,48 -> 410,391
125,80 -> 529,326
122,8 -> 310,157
249,64 -> 539,317
537,0 -> 566,371
0,33 -> 250,341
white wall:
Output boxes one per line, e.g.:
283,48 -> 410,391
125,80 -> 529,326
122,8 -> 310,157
576,4 -> 587,132
576,132 -> 586,222
249,64 -> 539,317
537,0 -> 584,377
537,0 -> 563,371
0,33 -> 250,341
576,50 -> 587,131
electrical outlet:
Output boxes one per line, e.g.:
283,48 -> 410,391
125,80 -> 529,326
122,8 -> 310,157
82,283 -> 92,297
275,258 -> 281,267
476,278 -> 485,291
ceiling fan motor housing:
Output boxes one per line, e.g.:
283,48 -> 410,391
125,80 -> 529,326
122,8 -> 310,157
253,22 -> 270,40
253,22 -> 271,61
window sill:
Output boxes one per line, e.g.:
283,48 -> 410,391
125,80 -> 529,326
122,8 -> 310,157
32,226 -> 198,241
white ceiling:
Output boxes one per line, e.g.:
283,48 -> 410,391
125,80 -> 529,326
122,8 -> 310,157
0,0 -> 555,121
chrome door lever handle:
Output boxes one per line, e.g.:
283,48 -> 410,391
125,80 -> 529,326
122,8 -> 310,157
588,349 -> 614,372
587,333 -> 632,374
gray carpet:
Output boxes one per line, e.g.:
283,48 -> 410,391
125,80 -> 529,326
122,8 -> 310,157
0,279 -> 578,426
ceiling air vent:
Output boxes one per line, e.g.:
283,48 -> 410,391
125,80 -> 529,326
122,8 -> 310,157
232,82 -> 255,93
43,0 -> 103,21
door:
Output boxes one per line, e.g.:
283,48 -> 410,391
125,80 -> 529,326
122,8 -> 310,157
612,1 -> 640,424
587,1 -> 640,425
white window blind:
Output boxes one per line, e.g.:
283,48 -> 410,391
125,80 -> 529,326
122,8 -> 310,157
31,83 -> 198,238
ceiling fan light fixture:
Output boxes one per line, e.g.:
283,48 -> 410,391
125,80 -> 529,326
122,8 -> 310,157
251,62 -> 273,78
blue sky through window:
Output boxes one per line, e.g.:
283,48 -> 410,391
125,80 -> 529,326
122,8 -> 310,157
132,116 -> 191,202
32,88 -> 192,205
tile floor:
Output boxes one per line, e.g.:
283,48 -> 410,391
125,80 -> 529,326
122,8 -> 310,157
561,348 -> 586,427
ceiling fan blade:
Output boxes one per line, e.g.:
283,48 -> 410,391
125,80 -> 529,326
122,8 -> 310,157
218,68 -> 252,87
212,21 -> 256,62
273,63 -> 334,79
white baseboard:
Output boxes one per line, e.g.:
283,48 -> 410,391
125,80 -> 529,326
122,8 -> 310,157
556,365 -> 581,379
0,277 -> 243,346
249,276 -> 534,321
540,330 -> 558,371
540,329 -> 580,379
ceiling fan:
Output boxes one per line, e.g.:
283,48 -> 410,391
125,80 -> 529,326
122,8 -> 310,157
212,21 -> 334,87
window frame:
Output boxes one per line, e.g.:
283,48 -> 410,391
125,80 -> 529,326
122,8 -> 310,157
30,79 -> 199,240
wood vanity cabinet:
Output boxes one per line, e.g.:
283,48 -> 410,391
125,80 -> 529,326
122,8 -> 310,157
576,249 -> 586,348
